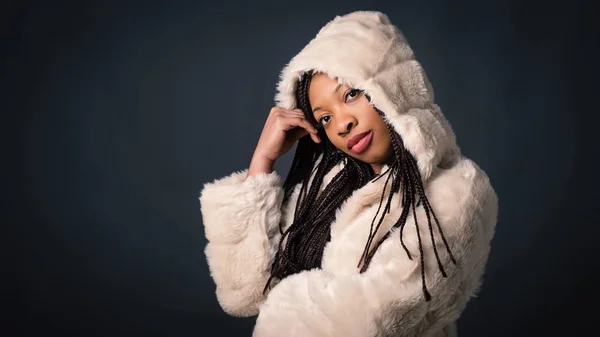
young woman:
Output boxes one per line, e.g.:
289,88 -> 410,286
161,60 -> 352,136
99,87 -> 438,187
199,11 -> 498,337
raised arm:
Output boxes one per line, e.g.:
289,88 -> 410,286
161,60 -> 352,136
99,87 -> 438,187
199,106 -> 321,316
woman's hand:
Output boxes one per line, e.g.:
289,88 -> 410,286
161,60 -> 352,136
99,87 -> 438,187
247,107 -> 320,178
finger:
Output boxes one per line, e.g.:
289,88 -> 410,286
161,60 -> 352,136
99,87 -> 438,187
297,122 -> 321,143
281,109 -> 306,119
288,126 -> 308,142
311,132 -> 321,143
274,109 -> 301,123
290,126 -> 321,144
297,118 -> 319,135
283,116 -> 319,135
269,106 -> 283,116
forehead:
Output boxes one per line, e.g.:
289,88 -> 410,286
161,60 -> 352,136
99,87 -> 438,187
308,73 -> 348,98
311,72 -> 341,86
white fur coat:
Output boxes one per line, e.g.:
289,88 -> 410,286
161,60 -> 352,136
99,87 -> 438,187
199,11 -> 498,337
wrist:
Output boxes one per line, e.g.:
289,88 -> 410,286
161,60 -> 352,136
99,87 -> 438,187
247,155 -> 275,178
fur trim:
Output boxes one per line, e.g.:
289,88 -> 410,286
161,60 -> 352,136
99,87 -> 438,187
200,10 -> 498,336
274,11 -> 459,181
253,157 -> 498,337
200,169 -> 282,244
199,170 -> 284,316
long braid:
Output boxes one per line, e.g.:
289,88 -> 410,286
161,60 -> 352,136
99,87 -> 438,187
264,72 -> 374,292
265,71 -> 456,303
358,113 -> 456,301
357,160 -> 396,268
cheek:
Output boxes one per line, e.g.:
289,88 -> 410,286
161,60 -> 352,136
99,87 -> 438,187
378,130 -> 392,147
324,131 -> 346,151
323,130 -> 356,156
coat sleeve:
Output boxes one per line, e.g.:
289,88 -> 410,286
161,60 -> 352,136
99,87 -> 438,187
199,169 -> 285,317
252,163 -> 498,337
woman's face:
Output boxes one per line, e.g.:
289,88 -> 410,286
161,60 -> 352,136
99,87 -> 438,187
308,72 -> 394,173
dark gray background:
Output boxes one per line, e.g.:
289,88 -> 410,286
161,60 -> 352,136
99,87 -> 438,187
4,0 -> 598,336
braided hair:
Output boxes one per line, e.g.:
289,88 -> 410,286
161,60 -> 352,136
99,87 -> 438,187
264,70 -> 455,301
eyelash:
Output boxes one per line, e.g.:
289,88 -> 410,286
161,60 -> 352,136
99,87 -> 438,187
317,89 -> 362,126
345,89 -> 362,101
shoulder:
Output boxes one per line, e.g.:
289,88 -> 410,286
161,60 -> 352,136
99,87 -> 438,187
428,156 -> 497,215
425,156 -> 498,254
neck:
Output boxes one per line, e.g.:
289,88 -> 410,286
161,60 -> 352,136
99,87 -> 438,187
371,156 -> 395,175
371,163 -> 383,174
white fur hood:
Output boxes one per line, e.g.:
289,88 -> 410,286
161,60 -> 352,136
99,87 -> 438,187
275,10 -> 460,181
199,10 -> 498,337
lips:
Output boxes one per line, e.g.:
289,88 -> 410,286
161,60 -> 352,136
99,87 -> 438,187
347,131 -> 372,150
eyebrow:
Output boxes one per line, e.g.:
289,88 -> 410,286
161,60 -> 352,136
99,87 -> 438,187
312,83 -> 343,113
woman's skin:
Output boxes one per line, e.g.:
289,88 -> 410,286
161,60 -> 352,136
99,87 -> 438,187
309,73 -> 393,173
247,72 -> 393,178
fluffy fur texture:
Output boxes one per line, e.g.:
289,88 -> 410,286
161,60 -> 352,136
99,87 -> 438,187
275,11 -> 460,182
199,10 -> 498,337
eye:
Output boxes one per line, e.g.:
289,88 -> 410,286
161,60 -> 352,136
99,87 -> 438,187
318,115 -> 331,126
345,89 -> 362,102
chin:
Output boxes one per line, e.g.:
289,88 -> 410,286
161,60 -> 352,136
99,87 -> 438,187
350,153 -> 379,165
343,146 -> 386,164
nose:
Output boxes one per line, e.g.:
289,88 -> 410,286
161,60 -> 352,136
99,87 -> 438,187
336,112 -> 358,136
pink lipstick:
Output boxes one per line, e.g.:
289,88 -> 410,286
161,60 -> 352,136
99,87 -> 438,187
347,131 -> 373,154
